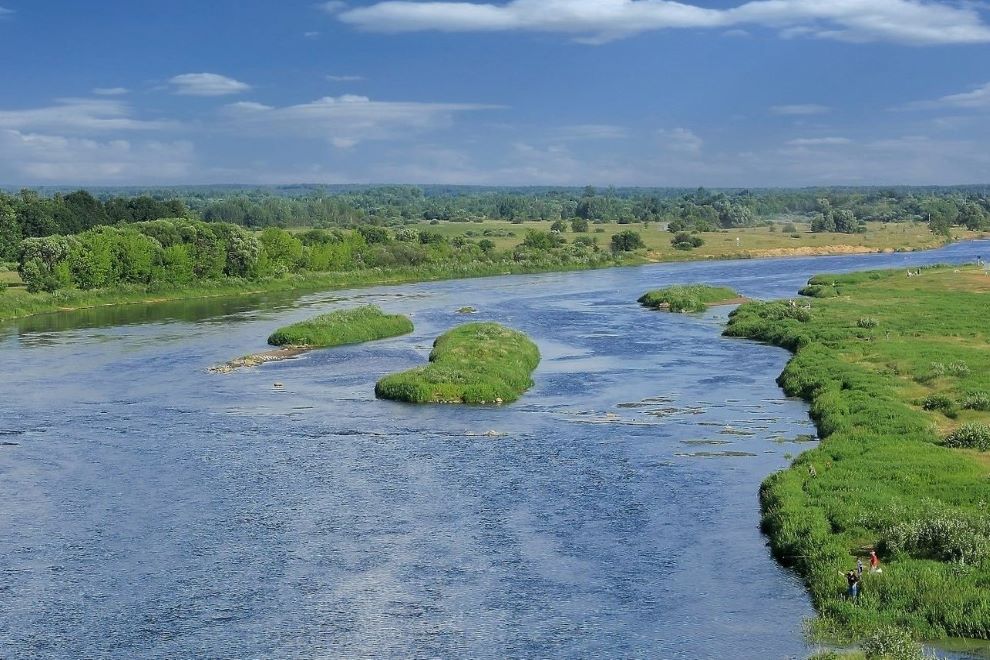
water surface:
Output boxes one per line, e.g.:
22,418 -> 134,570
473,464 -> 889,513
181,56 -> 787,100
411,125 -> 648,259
2,242 -> 988,658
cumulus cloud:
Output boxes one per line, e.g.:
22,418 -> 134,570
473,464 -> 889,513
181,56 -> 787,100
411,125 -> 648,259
221,94 -> 500,147
786,136 -> 852,146
337,0 -> 990,45
169,73 -> 251,96
770,103 -> 830,115
0,129 -> 194,183
0,98 -> 175,133
657,127 -> 703,154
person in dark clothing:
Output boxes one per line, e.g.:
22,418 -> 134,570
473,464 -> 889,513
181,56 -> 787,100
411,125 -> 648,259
845,570 -> 860,600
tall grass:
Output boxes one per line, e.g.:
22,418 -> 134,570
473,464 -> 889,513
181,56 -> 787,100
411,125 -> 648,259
375,322 -> 540,404
638,284 -> 740,312
267,305 -> 413,348
724,264 -> 990,641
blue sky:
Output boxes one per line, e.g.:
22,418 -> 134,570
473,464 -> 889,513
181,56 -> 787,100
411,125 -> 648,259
1,0 -> 990,187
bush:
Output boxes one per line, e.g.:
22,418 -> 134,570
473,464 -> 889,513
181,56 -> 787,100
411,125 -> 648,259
782,222 -> 798,233
948,361 -> 970,377
857,317 -> 879,329
611,230 -> 645,252
861,626 -> 923,660
638,284 -> 738,313
962,392 -> 990,411
921,393 -> 957,416
881,513 -> 990,564
944,423 -> 990,451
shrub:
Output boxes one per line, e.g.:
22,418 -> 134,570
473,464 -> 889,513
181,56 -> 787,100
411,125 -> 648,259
782,222 -> 798,233
948,361 -> 970,377
962,392 -> 990,411
611,230 -> 645,252
861,626 -> 923,660
881,513 -> 990,564
921,393 -> 957,416
857,317 -> 879,329
944,423 -> 990,451
670,232 -> 704,250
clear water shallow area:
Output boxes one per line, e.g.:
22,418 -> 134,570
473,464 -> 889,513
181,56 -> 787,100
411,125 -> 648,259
2,241 -> 988,659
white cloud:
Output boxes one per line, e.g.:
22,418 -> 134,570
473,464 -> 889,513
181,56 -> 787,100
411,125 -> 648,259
0,129 -> 194,183
0,98 -> 175,133
92,87 -> 129,96
320,1 -> 348,14
0,6 -> 13,17
905,81 -> 990,110
770,103 -> 830,115
327,74 -> 365,82
657,127 -> 703,154
786,136 -> 852,146
169,73 -> 251,96
304,31 -> 321,38
221,94 -> 500,147
337,0 -> 990,45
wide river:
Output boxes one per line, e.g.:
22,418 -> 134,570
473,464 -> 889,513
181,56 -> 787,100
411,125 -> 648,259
2,240 -> 988,659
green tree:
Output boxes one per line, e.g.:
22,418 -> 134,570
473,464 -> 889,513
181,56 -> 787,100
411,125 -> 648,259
0,196 -> 22,261
611,230 -> 645,252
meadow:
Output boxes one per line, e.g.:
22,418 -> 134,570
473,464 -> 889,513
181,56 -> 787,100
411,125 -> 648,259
375,322 -> 540,404
724,264 -> 990,642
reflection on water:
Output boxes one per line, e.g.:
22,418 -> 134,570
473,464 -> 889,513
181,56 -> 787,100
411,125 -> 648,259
1,241 -> 988,659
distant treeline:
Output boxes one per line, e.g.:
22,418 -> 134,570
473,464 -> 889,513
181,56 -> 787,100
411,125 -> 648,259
15,219 -> 615,294
4,185 -> 990,264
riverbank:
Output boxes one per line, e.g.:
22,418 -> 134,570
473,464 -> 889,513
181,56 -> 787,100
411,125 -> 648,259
0,225 -> 973,322
724,264 -> 990,642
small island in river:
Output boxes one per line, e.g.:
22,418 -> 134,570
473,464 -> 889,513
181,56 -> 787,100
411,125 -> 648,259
375,322 -> 540,404
211,305 -> 413,373
638,284 -> 744,312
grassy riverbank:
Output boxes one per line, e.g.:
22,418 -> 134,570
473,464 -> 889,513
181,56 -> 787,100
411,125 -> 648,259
724,265 -> 990,642
268,305 -> 413,347
0,223 -> 973,322
375,322 -> 540,404
638,284 -> 741,312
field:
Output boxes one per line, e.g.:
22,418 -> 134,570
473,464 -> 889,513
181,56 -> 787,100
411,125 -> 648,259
724,264 -> 990,642
420,219 -> 968,259
375,322 -> 540,404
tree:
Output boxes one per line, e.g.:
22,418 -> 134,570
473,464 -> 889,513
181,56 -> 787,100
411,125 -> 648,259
811,212 -> 836,233
18,235 -> 77,292
571,218 -> 589,233
522,230 -> 561,251
550,219 -> 567,232
611,230 -> 645,252
834,209 -> 858,234
0,197 -> 22,261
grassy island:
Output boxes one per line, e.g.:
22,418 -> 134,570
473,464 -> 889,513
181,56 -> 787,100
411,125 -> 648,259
638,284 -> 741,312
724,264 -> 990,643
375,322 -> 540,404
267,305 -> 413,347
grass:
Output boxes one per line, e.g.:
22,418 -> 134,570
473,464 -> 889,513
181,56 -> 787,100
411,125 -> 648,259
638,284 -> 740,312
375,322 -> 540,404
723,263 -> 990,642
267,305 -> 413,348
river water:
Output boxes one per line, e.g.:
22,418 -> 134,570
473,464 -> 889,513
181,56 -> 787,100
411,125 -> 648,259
1,241 -> 988,659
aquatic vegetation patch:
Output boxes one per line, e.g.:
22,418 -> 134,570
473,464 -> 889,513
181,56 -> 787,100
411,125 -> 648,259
267,305 -> 412,348
724,264 -> 990,641
375,322 -> 540,404
638,284 -> 740,313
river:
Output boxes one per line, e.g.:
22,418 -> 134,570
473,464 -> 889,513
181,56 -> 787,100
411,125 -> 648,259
2,241 -> 988,659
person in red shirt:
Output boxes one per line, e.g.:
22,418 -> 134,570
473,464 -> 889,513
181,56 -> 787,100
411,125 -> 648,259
869,550 -> 880,572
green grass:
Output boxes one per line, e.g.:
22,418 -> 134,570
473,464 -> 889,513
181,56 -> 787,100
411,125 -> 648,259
723,264 -> 990,642
267,305 -> 413,348
638,284 -> 740,312
375,322 -> 540,404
